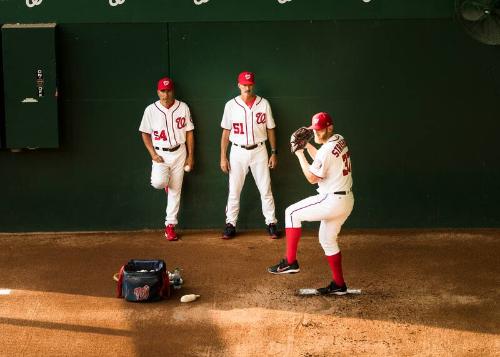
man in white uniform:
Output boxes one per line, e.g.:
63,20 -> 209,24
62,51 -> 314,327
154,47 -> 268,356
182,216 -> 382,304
220,71 -> 278,239
268,112 -> 354,295
139,77 -> 195,241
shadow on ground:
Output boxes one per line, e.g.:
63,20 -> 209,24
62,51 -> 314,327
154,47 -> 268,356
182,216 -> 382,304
0,229 -> 498,355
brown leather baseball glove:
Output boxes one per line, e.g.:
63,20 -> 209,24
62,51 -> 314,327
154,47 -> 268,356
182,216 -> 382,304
290,127 -> 314,153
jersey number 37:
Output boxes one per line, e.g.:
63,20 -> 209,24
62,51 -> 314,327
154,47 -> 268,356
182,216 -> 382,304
342,151 -> 352,176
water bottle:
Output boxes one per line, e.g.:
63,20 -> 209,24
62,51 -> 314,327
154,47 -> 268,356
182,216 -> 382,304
172,267 -> 182,290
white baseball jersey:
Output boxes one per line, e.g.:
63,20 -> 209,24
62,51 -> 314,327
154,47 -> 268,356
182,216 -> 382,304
309,134 -> 353,194
139,100 -> 194,148
220,96 -> 276,146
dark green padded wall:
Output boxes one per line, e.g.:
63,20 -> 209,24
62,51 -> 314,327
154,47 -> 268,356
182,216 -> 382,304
0,20 -> 499,231
171,20 -> 500,229
0,24 -> 170,230
0,31 -> 4,148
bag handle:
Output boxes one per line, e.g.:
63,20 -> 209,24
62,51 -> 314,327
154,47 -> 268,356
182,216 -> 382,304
160,270 -> 170,298
115,265 -> 125,298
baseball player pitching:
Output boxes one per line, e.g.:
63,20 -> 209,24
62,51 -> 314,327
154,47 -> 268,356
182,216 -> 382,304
220,71 -> 279,239
139,77 -> 195,241
268,112 -> 354,295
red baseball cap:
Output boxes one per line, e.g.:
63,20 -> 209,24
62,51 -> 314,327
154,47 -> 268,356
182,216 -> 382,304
157,77 -> 174,91
309,112 -> 333,130
238,71 -> 255,85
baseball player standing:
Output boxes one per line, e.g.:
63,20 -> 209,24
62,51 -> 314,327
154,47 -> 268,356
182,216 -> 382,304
139,77 -> 195,241
220,71 -> 279,239
268,112 -> 354,295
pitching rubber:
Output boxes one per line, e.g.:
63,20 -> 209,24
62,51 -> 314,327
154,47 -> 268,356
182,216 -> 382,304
298,288 -> 362,296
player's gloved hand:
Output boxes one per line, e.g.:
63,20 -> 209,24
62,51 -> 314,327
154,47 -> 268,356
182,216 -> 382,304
220,157 -> 230,174
290,127 -> 314,153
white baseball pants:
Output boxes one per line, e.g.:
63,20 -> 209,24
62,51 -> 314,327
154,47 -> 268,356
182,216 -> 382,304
150,144 -> 187,226
226,144 -> 277,226
285,192 -> 354,255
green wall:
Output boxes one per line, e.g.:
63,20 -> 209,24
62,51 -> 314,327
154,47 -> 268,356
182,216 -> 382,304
0,31 -> 4,148
1,19 -> 499,231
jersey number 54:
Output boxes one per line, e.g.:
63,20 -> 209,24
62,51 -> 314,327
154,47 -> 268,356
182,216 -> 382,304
153,130 -> 168,141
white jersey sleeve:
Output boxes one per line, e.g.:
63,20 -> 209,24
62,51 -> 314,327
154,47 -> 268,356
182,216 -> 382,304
185,104 -> 195,131
264,99 -> 276,129
309,146 -> 330,179
139,106 -> 153,134
220,102 -> 232,130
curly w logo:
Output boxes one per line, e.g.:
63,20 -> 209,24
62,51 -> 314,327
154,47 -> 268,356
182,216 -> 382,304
25,0 -> 43,8
109,0 -> 126,6
133,285 -> 150,301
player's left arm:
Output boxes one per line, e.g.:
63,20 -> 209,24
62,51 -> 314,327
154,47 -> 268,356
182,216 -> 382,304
185,130 -> 195,170
184,105 -> 195,170
295,150 -> 321,184
267,128 -> 278,169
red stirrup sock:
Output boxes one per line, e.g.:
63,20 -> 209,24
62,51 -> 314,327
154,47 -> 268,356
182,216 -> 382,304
285,228 -> 302,264
326,252 -> 345,287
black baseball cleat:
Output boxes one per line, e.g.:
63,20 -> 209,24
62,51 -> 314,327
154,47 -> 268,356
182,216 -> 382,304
317,281 -> 348,295
267,258 -> 300,274
267,223 -> 279,239
222,223 -> 236,239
